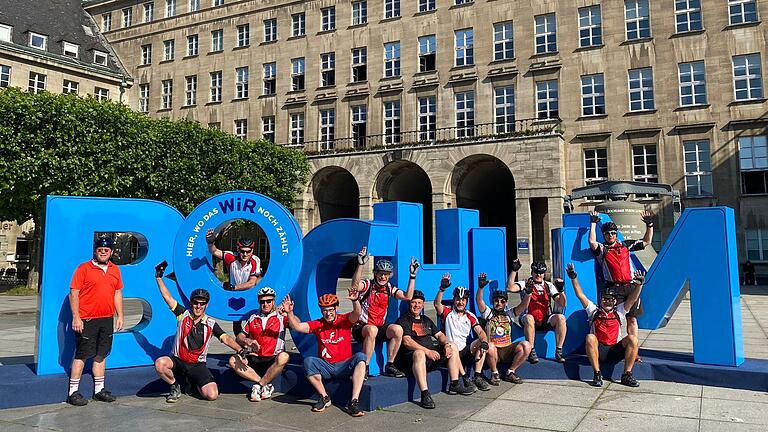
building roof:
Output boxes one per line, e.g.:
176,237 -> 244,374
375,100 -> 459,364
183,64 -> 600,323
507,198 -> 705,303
0,0 -> 127,78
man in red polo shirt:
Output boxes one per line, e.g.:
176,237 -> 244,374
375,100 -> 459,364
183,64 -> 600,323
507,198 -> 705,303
66,236 -> 124,406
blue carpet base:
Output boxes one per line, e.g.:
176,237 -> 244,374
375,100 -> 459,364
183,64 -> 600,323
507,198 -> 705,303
1,349 -> 766,411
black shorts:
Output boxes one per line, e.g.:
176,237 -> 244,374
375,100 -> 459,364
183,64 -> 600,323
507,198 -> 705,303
458,345 -> 474,363
395,347 -> 447,373
352,323 -> 390,343
247,355 -> 277,376
604,284 -> 644,317
598,342 -> 626,363
75,317 -> 114,360
171,356 -> 215,388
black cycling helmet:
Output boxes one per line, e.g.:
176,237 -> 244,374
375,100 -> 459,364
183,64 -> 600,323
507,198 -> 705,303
94,236 -> 115,249
452,286 -> 470,300
601,222 -> 618,234
237,238 -> 255,250
531,261 -> 547,274
411,290 -> 425,301
491,290 -> 508,301
190,289 -> 210,303
602,288 -> 618,300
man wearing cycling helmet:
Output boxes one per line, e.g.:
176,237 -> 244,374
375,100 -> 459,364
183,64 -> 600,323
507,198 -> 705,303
349,246 -> 417,378
589,210 -> 653,341
66,236 -> 124,406
476,272 -> 532,385
566,263 -> 643,387
509,261 -> 567,364
282,291 -> 367,417
433,273 -> 491,392
229,286 -> 290,402
395,290 -> 471,409
205,229 -> 263,333
153,261 -> 247,403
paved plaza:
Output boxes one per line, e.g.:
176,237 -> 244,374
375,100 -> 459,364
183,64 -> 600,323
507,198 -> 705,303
1,283 -> 767,431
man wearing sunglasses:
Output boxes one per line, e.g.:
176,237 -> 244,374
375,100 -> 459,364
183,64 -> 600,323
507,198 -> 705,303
206,230 -> 263,334
566,263 -> 643,387
509,261 -> 567,364
588,210 -> 653,340
66,236 -> 124,406
475,272 -> 532,385
153,262 -> 248,403
229,286 -> 290,402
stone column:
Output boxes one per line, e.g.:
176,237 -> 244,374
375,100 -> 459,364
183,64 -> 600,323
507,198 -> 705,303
515,196 -> 532,271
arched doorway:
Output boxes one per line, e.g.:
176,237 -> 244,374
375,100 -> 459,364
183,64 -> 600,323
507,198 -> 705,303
452,155 -> 516,268
311,166 -> 360,276
376,160 -> 434,263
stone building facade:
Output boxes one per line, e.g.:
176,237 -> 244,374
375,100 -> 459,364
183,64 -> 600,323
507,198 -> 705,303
70,0 -> 768,272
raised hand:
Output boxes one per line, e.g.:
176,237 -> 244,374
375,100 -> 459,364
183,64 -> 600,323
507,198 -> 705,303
410,257 -> 420,277
357,246 -> 369,265
524,278 -> 535,294
590,211 -> 600,224
439,273 -> 451,291
478,272 -> 489,289
510,259 -> 522,272
348,288 -> 360,301
155,260 -> 168,278
205,228 -> 216,244
281,295 -> 295,314
566,263 -> 577,279
632,270 -> 646,285
641,211 -> 654,227
554,278 -> 565,293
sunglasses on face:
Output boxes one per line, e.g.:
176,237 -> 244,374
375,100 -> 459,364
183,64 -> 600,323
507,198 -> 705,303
493,298 -> 507,303
191,301 -> 208,307
259,299 -> 274,305
96,248 -> 112,254
605,231 -> 618,236
239,249 -> 253,255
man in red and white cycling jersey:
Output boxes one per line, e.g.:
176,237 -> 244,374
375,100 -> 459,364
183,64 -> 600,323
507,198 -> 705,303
509,260 -> 567,364
568,263 -> 643,388
229,286 -> 289,402
588,210 -> 653,340
349,246 -> 416,378
152,262 -> 247,403
206,229 -> 264,334
433,273 -> 491,392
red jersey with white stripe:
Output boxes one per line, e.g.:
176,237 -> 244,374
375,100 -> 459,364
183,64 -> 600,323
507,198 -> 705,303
308,313 -> 354,363
593,241 -> 644,285
222,251 -> 262,285
515,280 -> 559,322
241,311 -> 287,356
170,303 -> 225,364
440,306 -> 480,351
585,300 -> 627,346
358,279 -> 401,326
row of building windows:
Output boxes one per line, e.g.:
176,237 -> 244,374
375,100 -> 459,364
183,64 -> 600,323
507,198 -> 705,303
0,24 -> 110,66
0,65 -> 110,100
136,52 -> 765,117
110,1 -> 761,49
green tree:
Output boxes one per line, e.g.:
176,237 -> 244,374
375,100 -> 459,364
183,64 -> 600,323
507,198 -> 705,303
0,88 -> 310,289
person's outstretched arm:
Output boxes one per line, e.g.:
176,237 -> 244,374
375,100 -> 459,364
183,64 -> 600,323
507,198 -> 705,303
588,211 -> 601,252
640,211 -> 654,248
281,295 -> 310,334
476,272 -> 490,314
506,259 -> 522,292
205,229 -> 224,260
567,263 -> 590,309
351,246 -> 368,293
433,273 -> 450,316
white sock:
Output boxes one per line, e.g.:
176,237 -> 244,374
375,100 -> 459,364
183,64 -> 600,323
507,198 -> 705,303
68,378 -> 80,396
94,376 -> 105,393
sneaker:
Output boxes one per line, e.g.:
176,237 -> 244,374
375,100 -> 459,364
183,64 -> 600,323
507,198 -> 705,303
66,391 -> 88,406
489,372 -> 501,386
555,349 -> 566,364
260,384 -> 274,400
345,398 -> 365,417
621,372 -> 640,388
504,370 -> 523,384
420,391 -> 435,409
447,379 -> 474,396
311,395 -> 331,412
249,384 -> 262,402
527,351 -> 539,364
462,375 -> 477,394
383,362 -> 406,378
474,375 -> 491,391
93,389 -> 116,403
590,371 -> 603,388
166,383 -> 182,403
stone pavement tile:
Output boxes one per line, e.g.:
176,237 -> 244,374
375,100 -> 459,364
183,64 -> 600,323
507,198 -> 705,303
12,401 -> 230,432
0,403 -> 65,422
330,409 -> 462,432
699,419 -> 768,432
469,399 -> 588,432
700,398 -> 768,425
381,392 -> 491,420
639,340 -> 693,351
0,420 -> 55,432
496,382 -> 604,408
527,378 -> 602,388
642,333 -> 697,342
445,380 -> 518,400
593,390 -> 700,419
449,420 -> 533,432
573,409 -> 698,432
604,380 -> 702,398
702,386 -> 768,403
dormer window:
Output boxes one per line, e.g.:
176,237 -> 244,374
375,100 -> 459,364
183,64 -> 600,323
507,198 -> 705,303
93,50 -> 109,66
0,24 -> 11,42
63,42 -> 79,58
29,32 -> 47,50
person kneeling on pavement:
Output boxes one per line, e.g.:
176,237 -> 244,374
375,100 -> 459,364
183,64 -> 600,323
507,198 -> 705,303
395,290 -> 472,409
228,286 -> 290,402
433,273 -> 491,392
153,262 -> 248,403
567,263 -> 643,387
283,292 -> 368,417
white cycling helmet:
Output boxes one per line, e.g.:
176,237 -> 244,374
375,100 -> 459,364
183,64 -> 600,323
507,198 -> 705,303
257,287 -> 276,298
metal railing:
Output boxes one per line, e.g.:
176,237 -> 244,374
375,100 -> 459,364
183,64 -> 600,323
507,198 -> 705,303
280,118 -> 562,155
